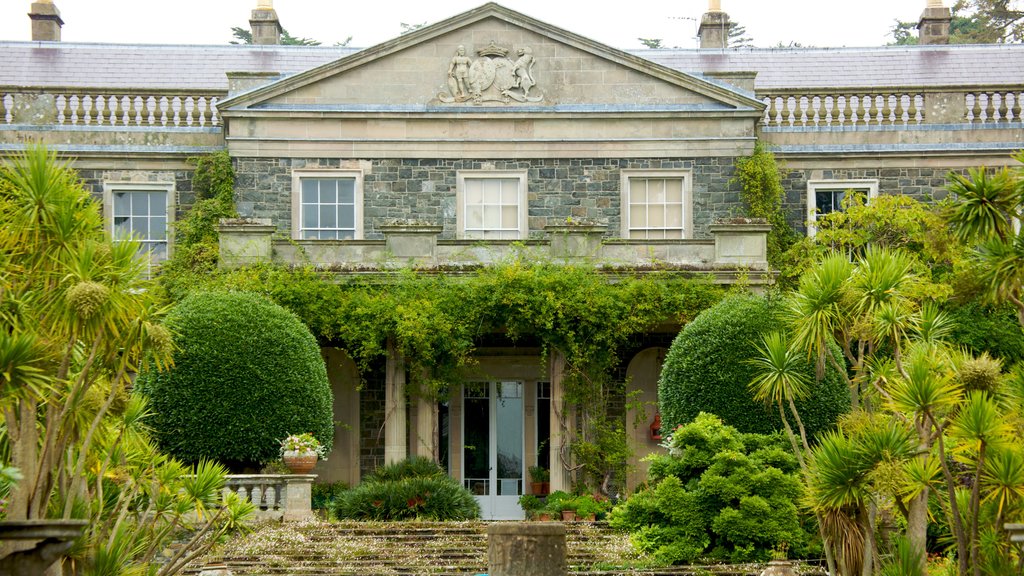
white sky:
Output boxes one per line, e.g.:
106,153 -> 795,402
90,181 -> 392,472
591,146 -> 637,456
1,1 -> 944,49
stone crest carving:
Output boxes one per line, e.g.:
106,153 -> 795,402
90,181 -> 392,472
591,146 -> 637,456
439,42 -> 543,104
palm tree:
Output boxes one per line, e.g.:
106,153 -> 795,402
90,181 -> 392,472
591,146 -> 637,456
946,153 -> 1024,327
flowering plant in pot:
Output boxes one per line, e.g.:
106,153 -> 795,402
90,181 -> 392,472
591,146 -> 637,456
280,433 -> 327,474
528,465 -> 550,495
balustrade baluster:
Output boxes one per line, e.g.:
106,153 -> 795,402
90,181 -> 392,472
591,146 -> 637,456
144,96 -> 155,126
971,92 -> 984,123
185,96 -> 195,127
840,95 -> 853,125
157,97 -> 168,126
53,94 -> 66,125
211,97 -> 220,126
1011,92 -> 1022,122
909,94 -> 922,124
171,97 -> 182,127
867,94 -> 880,125
197,97 -> 207,127
997,92 -> 1009,123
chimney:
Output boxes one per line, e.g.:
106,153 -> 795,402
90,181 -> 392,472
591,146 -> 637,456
250,0 -> 282,45
29,0 -> 63,42
699,0 -> 730,49
918,0 -> 951,44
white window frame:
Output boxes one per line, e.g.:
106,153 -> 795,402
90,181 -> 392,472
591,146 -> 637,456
103,182 -> 175,266
806,179 -> 879,236
620,170 -> 693,239
291,170 -> 364,240
456,170 -> 529,240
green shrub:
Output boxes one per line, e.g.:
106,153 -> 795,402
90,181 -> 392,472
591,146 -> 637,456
312,482 -> 349,513
335,460 -> 480,521
136,291 -> 333,467
658,294 -> 849,437
944,301 -> 1024,364
366,456 -> 446,483
609,413 -> 812,564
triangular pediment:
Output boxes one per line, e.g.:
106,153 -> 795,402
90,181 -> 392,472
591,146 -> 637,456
218,3 -> 763,114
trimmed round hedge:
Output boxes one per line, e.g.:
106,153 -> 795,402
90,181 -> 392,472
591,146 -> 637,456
136,291 -> 333,466
659,294 -> 849,438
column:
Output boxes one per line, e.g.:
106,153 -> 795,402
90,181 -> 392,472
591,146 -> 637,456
384,338 -> 408,465
548,349 -> 574,493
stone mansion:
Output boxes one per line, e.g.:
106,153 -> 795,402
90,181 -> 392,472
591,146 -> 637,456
3,0 -> 1022,519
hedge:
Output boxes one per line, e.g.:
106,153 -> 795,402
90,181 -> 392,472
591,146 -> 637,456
335,458 -> 480,521
136,291 -> 333,467
658,294 -> 849,438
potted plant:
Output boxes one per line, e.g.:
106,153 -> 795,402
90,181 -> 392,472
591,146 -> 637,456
544,490 -> 575,522
528,465 -> 550,495
518,494 -> 543,520
572,494 -> 610,522
280,432 -> 326,474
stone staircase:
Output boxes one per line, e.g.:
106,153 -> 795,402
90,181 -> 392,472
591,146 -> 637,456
184,521 -> 783,576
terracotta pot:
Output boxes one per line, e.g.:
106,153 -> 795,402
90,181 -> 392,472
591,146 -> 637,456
282,450 -> 318,474
560,510 -> 576,522
542,482 -> 550,494
530,481 -> 546,495
581,514 -> 596,522
537,513 -> 552,521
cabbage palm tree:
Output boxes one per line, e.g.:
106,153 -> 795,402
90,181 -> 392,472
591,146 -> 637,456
946,153 -> 1024,327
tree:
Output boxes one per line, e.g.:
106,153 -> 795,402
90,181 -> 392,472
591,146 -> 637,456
890,0 -> 1024,44
637,38 -> 664,48
729,22 -> 753,47
229,26 -> 343,46
946,155 -> 1024,326
0,146 -> 253,574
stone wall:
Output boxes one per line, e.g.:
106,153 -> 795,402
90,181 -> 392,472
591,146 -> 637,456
232,157 -> 744,240
779,166 -> 972,231
77,168 -> 196,217
359,365 -> 386,479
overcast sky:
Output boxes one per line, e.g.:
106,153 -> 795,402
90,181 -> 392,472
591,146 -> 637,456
1,1 -> 944,49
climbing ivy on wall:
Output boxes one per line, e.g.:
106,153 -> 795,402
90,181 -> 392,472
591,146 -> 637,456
162,258 -> 724,491
732,142 -> 797,268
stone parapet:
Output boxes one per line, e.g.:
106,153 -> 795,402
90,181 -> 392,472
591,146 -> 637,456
218,218 -> 276,269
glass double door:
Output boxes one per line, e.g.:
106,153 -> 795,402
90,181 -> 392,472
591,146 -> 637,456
462,381 -> 524,520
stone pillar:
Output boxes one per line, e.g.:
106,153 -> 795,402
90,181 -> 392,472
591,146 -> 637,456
709,220 -> 771,270
384,338 -> 408,465
409,389 -> 437,461
218,218 -> 276,269
487,523 -> 567,576
29,1 -> 63,42
281,475 -> 316,521
918,1 -> 951,45
250,1 -> 282,45
545,224 -> 606,260
548,350 -> 574,493
698,2 -> 729,49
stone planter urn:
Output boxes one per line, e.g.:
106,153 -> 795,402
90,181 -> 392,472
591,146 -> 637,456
760,559 -> 797,576
282,451 -> 318,474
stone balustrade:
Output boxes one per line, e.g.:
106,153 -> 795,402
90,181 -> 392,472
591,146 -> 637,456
223,474 -> 316,522
0,90 -> 222,127
760,86 -> 1024,128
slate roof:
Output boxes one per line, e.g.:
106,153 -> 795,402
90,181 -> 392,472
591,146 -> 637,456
2,41 -> 1023,92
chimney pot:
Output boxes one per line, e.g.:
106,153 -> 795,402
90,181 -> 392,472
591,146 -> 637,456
709,0 -> 722,11
29,1 -> 63,42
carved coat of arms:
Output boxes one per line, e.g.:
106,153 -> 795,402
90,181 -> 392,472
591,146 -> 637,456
439,42 -> 543,104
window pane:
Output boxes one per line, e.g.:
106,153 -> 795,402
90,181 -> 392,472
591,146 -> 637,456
338,229 -> 355,240
816,191 -> 835,214
666,205 -> 683,228
303,229 -> 318,240
338,180 -> 355,204
113,216 -> 130,238
113,192 -> 130,215
319,180 -> 337,204
650,180 -> 666,203
150,242 -> 167,262
500,179 -> 519,204
666,178 -> 683,202
132,218 -> 149,239
131,193 -> 149,216
303,205 -> 318,228
483,205 -> 501,228
466,206 -> 483,229
630,179 -> 647,203
629,204 -> 646,227
150,192 -> 167,217
338,205 -> 354,229
151,217 -> 167,240
501,206 -> 518,228
320,205 -> 337,228
648,204 -> 665,228
302,179 -> 318,204
466,180 -> 483,204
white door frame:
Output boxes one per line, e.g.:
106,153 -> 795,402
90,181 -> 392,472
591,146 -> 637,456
461,381 -> 525,520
